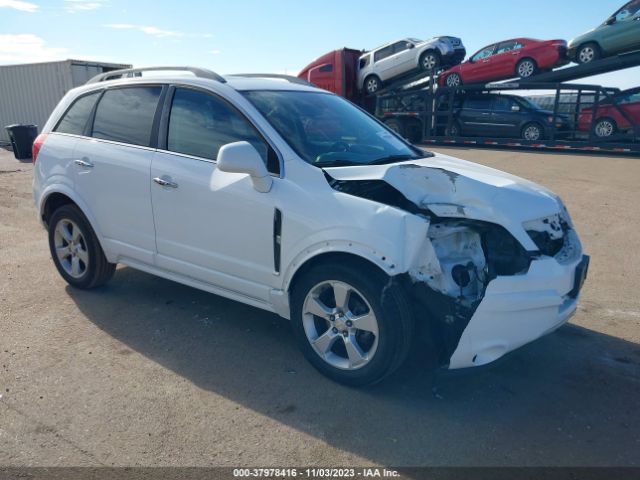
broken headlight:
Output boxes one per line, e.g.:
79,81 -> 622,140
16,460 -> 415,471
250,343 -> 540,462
524,213 -> 567,257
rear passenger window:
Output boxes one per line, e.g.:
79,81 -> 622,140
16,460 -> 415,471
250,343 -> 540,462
167,88 -> 271,166
464,97 -> 492,110
92,87 -> 162,146
55,92 -> 100,135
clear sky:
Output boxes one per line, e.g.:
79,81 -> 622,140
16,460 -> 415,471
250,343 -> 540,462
0,0 -> 638,89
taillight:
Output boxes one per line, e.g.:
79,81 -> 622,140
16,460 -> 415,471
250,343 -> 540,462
32,133 -> 48,164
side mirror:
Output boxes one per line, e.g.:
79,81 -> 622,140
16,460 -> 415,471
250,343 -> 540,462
217,141 -> 273,193
605,16 -> 616,25
407,43 -> 415,49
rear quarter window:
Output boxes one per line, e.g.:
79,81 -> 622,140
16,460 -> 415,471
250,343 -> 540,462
92,87 -> 162,147
54,92 -> 101,136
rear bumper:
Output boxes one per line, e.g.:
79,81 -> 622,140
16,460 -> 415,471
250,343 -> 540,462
448,253 -> 588,369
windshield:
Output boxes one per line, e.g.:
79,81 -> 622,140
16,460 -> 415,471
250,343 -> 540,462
242,90 -> 428,167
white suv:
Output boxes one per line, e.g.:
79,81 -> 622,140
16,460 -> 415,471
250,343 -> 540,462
33,67 -> 588,386
358,37 -> 466,94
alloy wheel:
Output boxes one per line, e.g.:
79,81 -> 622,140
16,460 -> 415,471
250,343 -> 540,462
518,60 -> 535,78
595,119 -> 614,137
366,78 -> 379,94
53,219 -> 89,278
523,124 -> 542,141
302,280 -> 379,370
446,74 -> 461,87
422,54 -> 438,70
578,47 -> 595,64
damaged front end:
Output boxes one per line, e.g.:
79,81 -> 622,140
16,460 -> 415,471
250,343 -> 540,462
405,218 -> 535,364
325,161 -> 580,367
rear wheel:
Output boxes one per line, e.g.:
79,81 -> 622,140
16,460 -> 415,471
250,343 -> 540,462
593,117 -> 617,138
516,58 -> 537,78
290,262 -> 414,386
445,73 -> 462,88
420,50 -> 441,71
576,43 -> 601,64
521,122 -> 544,141
48,205 -> 115,289
364,75 -> 382,95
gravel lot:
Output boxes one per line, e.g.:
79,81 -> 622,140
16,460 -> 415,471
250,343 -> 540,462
1,146 -> 639,467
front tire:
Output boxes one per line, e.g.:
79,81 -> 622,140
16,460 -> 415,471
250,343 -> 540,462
290,262 -> 414,386
420,50 -> 441,71
445,72 -> 462,88
521,122 -> 544,141
576,43 -> 601,64
48,204 -> 115,289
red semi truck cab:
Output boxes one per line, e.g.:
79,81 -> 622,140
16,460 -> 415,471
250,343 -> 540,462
298,48 -> 362,102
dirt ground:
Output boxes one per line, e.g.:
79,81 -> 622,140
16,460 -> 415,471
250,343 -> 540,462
0,146 -> 639,467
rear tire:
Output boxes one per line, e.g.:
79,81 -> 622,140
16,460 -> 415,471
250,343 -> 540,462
48,205 -> 115,289
364,75 -> 382,95
576,43 -> 601,64
521,122 -> 544,141
516,58 -> 537,78
593,117 -> 617,138
290,262 -> 414,386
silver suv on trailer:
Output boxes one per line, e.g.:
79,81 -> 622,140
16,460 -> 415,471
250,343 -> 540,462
33,67 -> 588,386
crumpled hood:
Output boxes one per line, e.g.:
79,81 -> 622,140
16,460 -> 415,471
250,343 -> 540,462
325,152 -> 564,250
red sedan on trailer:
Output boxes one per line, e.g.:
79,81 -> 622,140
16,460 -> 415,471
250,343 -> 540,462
438,38 -> 569,87
577,87 -> 640,138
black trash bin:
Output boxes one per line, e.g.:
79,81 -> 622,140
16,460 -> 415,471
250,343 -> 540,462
5,124 -> 38,160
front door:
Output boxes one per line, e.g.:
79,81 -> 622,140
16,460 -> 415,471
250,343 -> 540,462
150,86 -> 279,303
465,44 -> 498,83
602,1 -> 640,53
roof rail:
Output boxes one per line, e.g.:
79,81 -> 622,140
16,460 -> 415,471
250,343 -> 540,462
228,73 -> 313,86
86,66 -> 226,84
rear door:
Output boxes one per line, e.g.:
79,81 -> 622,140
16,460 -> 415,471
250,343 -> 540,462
73,85 -> 164,265
492,40 -> 525,78
459,96 -> 494,136
371,45 -> 395,81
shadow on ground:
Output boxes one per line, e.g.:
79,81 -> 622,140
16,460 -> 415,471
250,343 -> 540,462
69,267 -> 640,466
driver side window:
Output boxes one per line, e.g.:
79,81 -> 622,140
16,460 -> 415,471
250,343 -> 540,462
472,45 -> 496,61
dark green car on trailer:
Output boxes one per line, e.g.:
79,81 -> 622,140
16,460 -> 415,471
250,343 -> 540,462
568,0 -> 640,64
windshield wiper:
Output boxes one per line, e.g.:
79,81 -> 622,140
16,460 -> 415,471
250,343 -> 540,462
368,154 -> 426,165
314,159 -> 366,168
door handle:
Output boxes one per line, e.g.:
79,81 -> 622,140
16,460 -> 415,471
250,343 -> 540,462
74,159 -> 94,168
153,176 -> 178,188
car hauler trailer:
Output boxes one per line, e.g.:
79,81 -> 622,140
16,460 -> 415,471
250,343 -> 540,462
299,48 -> 640,154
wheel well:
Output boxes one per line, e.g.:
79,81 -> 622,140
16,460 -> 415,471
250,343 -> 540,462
287,252 -> 388,295
365,74 -> 380,83
576,41 -> 601,59
42,192 -> 77,226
